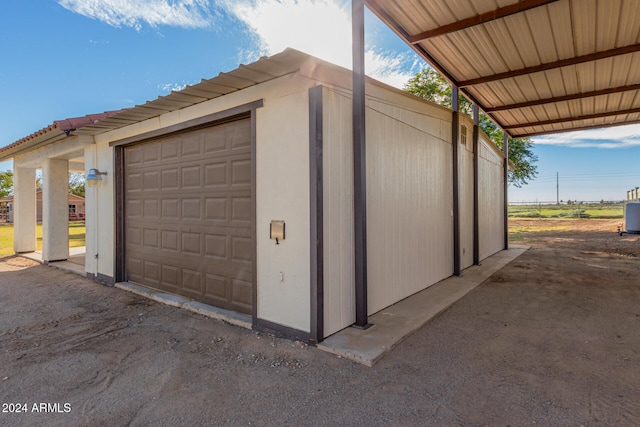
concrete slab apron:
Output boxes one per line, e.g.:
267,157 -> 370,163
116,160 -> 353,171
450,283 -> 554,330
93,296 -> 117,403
21,247 -> 86,277
318,245 -> 529,367
115,282 -> 252,330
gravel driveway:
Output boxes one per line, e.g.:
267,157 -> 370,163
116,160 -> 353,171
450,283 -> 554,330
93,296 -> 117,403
1,220 -> 639,426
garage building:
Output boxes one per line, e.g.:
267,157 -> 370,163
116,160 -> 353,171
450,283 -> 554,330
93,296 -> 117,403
0,49 -> 506,342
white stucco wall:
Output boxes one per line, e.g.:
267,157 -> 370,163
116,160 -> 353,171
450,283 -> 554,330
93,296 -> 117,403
94,74 -> 318,332
82,143 -> 115,279
254,88 -> 311,332
41,158 -> 70,262
13,165 -> 37,253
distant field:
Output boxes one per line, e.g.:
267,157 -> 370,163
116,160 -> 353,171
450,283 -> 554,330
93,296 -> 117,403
509,203 -> 623,219
0,222 -> 86,257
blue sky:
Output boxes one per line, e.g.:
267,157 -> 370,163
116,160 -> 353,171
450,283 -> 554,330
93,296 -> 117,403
1,0 -> 639,202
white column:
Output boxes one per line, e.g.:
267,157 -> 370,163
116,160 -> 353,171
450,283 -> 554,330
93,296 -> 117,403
42,158 -> 69,262
84,145 -> 97,275
13,166 -> 37,253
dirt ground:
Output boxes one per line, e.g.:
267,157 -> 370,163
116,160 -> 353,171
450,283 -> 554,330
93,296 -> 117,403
0,219 -> 639,426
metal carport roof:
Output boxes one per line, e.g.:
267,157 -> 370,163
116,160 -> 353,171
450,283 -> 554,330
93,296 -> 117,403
366,0 -> 640,138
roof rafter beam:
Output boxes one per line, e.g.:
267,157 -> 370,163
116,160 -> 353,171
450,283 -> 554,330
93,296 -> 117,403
408,0 -> 558,43
486,83 -> 640,112
503,106 -> 640,130
366,0 -> 515,135
515,118 -> 640,138
459,44 -> 640,87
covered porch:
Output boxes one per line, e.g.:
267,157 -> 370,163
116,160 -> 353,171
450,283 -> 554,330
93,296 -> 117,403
0,111 -> 123,277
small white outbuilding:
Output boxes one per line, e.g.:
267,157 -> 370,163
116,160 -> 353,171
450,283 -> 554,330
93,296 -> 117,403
0,49 -> 506,342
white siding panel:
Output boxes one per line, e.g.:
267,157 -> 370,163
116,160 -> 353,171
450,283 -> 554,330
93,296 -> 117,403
256,88 -> 312,332
478,138 -> 505,261
366,102 -> 453,315
322,88 -> 355,337
458,121 -> 474,270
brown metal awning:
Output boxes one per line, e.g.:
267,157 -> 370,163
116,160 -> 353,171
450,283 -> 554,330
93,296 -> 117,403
366,0 -> 640,138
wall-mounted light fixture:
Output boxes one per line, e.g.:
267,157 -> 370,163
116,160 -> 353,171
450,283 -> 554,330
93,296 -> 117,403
270,220 -> 285,245
86,168 -> 107,188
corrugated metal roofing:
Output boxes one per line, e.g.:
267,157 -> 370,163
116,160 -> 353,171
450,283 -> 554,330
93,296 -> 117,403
0,110 -> 125,159
0,49 -> 313,160
73,48 -> 310,137
367,0 -> 640,137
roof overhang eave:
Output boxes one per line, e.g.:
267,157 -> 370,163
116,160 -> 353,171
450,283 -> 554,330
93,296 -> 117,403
0,130 -> 71,163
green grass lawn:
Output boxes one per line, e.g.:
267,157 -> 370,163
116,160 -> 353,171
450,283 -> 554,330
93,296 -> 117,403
0,222 -> 86,257
509,204 -> 623,219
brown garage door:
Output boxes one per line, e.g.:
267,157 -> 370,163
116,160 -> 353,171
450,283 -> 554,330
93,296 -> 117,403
124,118 -> 254,314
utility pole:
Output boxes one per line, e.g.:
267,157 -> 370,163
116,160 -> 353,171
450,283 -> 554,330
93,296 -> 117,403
556,172 -> 559,205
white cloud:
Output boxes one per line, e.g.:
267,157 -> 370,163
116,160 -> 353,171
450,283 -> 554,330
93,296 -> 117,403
159,82 -> 188,92
534,123 -> 640,148
227,0 -> 421,88
60,0 -> 422,86
58,0 -> 215,30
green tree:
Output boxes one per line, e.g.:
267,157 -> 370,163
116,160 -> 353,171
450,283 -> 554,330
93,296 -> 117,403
5,170 -> 85,198
404,68 -> 538,187
0,170 -> 13,198
68,172 -> 85,198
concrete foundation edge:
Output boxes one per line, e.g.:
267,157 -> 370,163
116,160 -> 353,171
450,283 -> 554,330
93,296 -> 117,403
114,282 -> 253,330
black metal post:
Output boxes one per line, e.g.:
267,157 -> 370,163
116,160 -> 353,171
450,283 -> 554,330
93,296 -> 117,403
503,132 -> 509,250
452,87 -> 460,276
352,0 -> 368,327
472,105 -> 480,265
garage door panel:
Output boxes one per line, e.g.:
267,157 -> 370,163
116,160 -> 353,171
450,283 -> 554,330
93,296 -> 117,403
142,144 -> 160,163
160,139 -> 179,160
181,166 -> 201,189
231,197 -> 251,222
124,118 -> 254,314
127,147 -> 142,165
205,274 -> 228,299
127,247 -> 250,273
143,200 -> 159,218
127,221 -> 251,235
161,265 -> 179,290
127,173 -> 143,191
181,133 -> 202,157
203,127 -> 228,153
181,199 -> 201,219
127,199 -> 143,217
182,269 -> 202,292
128,257 -> 143,277
227,123 -> 251,150
142,229 -> 159,248
143,171 -> 160,190
181,232 -> 202,255
144,260 -> 160,284
126,246 -> 251,270
204,234 -> 227,259
127,227 -> 142,245
161,168 -> 179,189
205,163 -> 227,186
231,236 -> 253,263
161,199 -> 179,219
230,279 -> 252,311
231,160 -> 251,185
161,230 -> 178,251
204,198 -> 227,220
